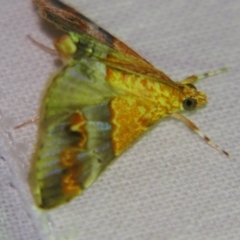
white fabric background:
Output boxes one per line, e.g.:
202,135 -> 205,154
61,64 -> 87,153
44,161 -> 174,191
0,0 -> 239,239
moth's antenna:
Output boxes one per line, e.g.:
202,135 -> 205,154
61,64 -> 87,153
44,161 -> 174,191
181,68 -> 228,85
172,112 -> 230,157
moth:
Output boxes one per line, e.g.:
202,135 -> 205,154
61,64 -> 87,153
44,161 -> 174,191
31,0 -> 228,209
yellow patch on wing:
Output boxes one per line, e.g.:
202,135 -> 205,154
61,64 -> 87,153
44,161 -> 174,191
60,147 -> 84,196
69,112 -> 87,149
59,112 -> 88,196
106,67 -> 187,155
61,166 -> 83,196
110,96 -> 152,155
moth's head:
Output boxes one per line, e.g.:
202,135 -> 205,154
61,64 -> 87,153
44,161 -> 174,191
181,83 -> 207,111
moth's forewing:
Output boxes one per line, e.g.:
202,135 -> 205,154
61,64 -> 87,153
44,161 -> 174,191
33,0 -> 152,63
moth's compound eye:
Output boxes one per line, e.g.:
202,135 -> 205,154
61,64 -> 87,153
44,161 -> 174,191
183,98 -> 197,111
186,83 -> 196,90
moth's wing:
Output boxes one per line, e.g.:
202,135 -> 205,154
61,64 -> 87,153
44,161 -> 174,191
34,0 -> 177,85
30,56 -> 115,208
31,1 -> 180,209
34,0 -> 153,66
31,48 -> 172,208
72,32 -> 177,86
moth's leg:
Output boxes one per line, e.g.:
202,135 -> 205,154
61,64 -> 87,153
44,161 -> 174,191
180,68 -> 228,85
14,116 -> 39,129
28,35 -> 76,62
27,35 -> 58,54
171,112 -> 230,157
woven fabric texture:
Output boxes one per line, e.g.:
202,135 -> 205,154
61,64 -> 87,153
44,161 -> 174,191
0,0 -> 239,239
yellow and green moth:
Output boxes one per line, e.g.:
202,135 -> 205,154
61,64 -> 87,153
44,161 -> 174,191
30,0 -> 229,209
